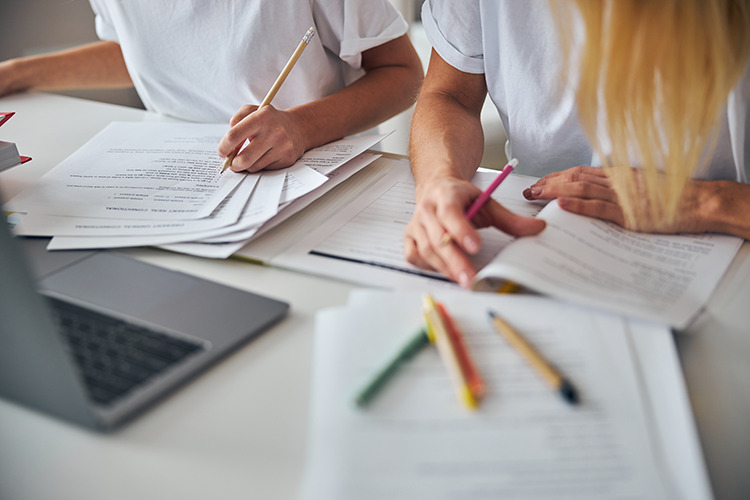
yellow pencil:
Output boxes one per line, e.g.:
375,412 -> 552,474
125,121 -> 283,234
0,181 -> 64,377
221,26 -> 316,172
488,310 -> 579,405
422,294 -> 478,410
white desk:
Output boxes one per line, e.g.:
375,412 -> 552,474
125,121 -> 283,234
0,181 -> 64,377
1,93 -> 749,500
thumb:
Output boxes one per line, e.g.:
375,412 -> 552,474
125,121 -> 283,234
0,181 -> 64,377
484,199 -> 546,237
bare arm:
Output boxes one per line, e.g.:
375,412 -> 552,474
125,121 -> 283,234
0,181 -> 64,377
0,41 -> 133,96
218,34 -> 424,172
404,50 -> 544,287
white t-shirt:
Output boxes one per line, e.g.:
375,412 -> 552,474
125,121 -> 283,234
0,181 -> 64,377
422,0 -> 749,182
90,0 -> 408,123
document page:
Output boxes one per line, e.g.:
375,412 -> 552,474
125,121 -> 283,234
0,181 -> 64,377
300,291 -> 708,499
14,174 -> 259,237
160,153 -> 384,260
475,201 -> 742,329
296,133 -> 389,175
274,168 -> 544,289
7,122 -> 244,219
45,171 -> 283,250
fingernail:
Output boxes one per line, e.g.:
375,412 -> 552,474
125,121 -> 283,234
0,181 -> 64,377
522,188 -> 532,199
530,186 -> 542,197
463,236 -> 479,254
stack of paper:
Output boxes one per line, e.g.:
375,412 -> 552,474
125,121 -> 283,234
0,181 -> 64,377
300,289 -> 713,499
8,122 -> 386,257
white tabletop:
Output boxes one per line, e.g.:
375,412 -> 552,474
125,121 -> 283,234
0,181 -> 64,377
0,93 -> 748,500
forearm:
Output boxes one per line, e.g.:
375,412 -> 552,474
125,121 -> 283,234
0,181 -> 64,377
286,65 -> 419,148
409,88 -> 485,193
3,41 -> 133,94
408,50 -> 487,196
286,35 -> 423,152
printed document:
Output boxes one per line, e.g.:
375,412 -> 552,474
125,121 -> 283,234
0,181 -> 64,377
300,290 -> 712,500
473,201 -> 742,329
273,167 -> 741,329
274,167 -> 545,288
7,122 -> 245,220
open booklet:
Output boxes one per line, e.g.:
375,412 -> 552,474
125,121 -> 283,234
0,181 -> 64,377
273,165 -> 742,330
300,290 -> 712,500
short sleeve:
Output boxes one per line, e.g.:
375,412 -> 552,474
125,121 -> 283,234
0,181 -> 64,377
312,0 -> 408,69
421,0 -> 485,74
89,0 -> 119,42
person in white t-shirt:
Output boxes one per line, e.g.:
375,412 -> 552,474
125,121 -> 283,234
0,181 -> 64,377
0,0 -> 423,173
405,0 -> 750,288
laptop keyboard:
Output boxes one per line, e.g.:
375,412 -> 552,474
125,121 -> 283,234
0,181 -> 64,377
46,296 -> 206,407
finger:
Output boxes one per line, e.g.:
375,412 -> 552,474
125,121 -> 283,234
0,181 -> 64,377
525,180 -> 618,203
534,166 -> 608,186
233,149 -> 290,173
481,199 -> 546,236
218,124 -> 256,159
230,141 -> 274,173
557,197 -> 626,227
436,201 -> 483,255
229,104 -> 258,127
218,110 -> 264,158
404,234 -> 433,270
420,209 -> 477,287
404,219 -> 451,276
525,167 -> 610,198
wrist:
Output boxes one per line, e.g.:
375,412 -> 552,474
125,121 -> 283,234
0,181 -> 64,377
691,180 -> 747,236
285,105 -> 334,153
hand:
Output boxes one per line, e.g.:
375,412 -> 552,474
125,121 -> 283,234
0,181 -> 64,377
217,104 -> 307,173
405,176 -> 546,288
523,165 -> 719,234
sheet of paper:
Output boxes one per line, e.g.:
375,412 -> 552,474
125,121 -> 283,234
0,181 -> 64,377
474,201 -> 742,329
162,153 -> 383,260
627,319 -> 714,500
300,290 -> 709,499
46,171 -> 285,250
279,165 -> 328,204
7,122 -> 244,219
13,173 -> 259,237
295,133 -> 389,176
273,168 -> 544,289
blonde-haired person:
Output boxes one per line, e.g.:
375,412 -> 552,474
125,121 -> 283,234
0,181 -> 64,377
405,0 -> 750,288
0,0 -> 423,174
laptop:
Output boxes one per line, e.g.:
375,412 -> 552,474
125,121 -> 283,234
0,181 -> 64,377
0,204 -> 289,432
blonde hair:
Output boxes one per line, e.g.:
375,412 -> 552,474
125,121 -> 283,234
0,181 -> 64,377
554,0 -> 750,229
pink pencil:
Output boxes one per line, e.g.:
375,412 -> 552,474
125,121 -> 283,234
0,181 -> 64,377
465,158 -> 518,220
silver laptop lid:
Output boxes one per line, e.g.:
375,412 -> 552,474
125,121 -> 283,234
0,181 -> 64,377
0,215 -> 99,428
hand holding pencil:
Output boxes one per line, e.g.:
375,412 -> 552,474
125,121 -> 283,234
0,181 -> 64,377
218,26 -> 315,173
403,159 -> 545,288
